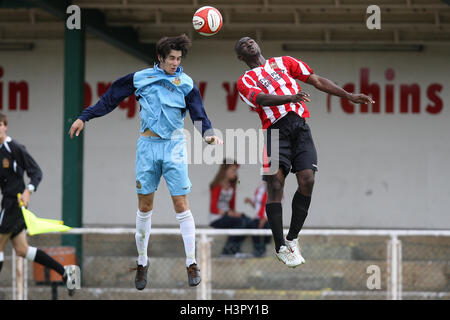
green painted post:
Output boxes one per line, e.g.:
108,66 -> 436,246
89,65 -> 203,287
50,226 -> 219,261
62,24 -> 85,268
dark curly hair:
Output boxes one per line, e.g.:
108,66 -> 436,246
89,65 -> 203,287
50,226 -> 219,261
156,34 -> 192,60
0,112 -> 8,126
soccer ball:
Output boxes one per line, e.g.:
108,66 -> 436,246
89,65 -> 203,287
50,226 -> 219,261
192,6 -> 223,36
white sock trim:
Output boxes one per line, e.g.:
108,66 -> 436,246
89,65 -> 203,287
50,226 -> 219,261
137,209 -> 152,218
0,251 -> 4,262
176,210 -> 196,267
136,209 -> 152,267
186,258 -> 196,268
176,210 -> 192,222
25,246 -> 37,261
137,255 -> 148,267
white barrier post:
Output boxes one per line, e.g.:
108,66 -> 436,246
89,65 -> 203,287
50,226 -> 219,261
397,237 -> 403,300
197,233 -> 212,300
12,249 -> 16,300
11,248 -> 27,300
24,258 -> 28,300
16,254 -> 24,300
387,234 -> 402,300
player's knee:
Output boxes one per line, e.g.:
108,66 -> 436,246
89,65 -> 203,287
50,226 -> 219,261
267,180 -> 284,201
173,198 -> 189,213
268,179 -> 283,193
299,174 -> 315,195
139,203 -> 153,213
14,245 -> 28,258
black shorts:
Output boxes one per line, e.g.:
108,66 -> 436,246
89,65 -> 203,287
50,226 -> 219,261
263,112 -> 318,178
0,196 -> 26,239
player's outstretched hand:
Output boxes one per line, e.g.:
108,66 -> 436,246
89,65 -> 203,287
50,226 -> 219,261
349,93 -> 375,104
69,119 -> 85,138
290,91 -> 311,103
205,135 -> 224,145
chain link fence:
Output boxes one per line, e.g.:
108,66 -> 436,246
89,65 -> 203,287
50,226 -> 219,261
0,229 -> 449,300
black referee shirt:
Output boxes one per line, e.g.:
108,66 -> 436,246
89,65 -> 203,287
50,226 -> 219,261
0,137 -> 42,198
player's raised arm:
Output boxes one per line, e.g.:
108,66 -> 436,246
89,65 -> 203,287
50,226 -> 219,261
306,74 -> 375,104
255,91 -> 311,106
68,72 -> 136,138
236,72 -> 310,108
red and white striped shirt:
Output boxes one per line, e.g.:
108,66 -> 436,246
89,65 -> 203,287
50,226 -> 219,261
237,56 -> 314,129
253,183 -> 268,220
209,185 -> 236,223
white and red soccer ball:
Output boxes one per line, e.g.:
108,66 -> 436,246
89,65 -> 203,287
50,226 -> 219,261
192,6 -> 223,36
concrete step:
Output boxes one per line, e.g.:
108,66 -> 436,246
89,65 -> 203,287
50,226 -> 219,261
1,255 -> 447,292
209,257 -> 385,290
0,287 -> 198,300
2,286 -> 449,300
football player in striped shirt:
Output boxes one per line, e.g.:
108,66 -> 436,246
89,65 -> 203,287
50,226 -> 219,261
235,37 -> 374,268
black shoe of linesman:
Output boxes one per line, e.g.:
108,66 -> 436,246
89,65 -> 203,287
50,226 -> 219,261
134,263 -> 149,290
186,263 -> 201,287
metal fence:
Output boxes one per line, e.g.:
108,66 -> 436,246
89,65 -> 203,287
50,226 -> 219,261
1,228 -> 449,300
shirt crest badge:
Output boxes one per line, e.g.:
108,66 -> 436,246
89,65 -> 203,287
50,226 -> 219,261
269,61 -> 279,70
3,158 -> 9,168
172,77 -> 181,86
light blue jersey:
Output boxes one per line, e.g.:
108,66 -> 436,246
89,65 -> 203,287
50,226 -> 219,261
79,64 -> 214,196
134,65 -> 196,139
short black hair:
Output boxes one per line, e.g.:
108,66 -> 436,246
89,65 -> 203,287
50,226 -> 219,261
234,36 -> 251,55
156,34 -> 191,60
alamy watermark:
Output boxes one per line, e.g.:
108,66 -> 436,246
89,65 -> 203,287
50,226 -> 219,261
66,5 -> 382,32
366,264 -> 381,290
366,5 -> 381,30
65,265 -> 81,290
66,5 -> 81,30
170,121 -> 279,175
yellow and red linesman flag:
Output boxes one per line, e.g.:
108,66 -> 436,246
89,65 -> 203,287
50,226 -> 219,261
17,193 -> 72,236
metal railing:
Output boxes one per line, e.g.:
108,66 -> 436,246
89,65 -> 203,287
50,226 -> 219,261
4,228 -> 450,300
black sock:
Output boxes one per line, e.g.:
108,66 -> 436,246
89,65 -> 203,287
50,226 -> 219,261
35,249 -> 65,276
265,203 -> 285,252
0,251 -> 3,272
0,261 -> 3,273
286,191 -> 311,241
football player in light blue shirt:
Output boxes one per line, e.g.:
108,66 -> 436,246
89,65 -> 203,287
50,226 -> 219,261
69,34 -> 222,290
